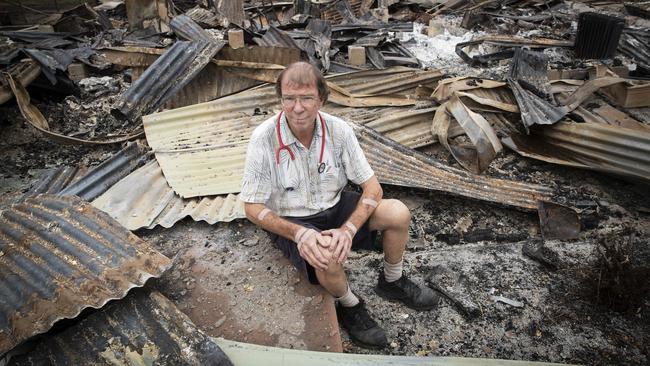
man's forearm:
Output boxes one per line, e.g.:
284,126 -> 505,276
245,203 -> 304,242
344,176 -> 383,234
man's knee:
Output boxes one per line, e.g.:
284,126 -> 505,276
319,236 -> 344,275
324,246 -> 344,274
384,199 -> 411,229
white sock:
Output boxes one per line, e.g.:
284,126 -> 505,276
384,258 -> 403,283
336,285 -> 360,307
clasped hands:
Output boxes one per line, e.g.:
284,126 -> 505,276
295,225 -> 355,271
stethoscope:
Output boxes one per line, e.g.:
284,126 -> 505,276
275,111 -> 327,174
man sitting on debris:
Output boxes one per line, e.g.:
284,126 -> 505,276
240,61 -> 439,349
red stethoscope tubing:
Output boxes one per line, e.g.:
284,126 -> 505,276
275,112 -> 326,169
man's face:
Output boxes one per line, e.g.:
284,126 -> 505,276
280,78 -> 323,136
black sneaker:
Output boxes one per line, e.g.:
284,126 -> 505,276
376,274 -> 440,310
336,299 -> 387,349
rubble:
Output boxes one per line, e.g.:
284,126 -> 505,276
0,0 -> 649,365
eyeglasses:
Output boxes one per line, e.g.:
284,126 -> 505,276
281,95 -> 318,108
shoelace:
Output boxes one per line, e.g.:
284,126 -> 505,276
352,308 -> 377,329
396,276 -> 420,296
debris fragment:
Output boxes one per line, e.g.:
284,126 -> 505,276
490,295 -> 524,308
425,266 -> 481,319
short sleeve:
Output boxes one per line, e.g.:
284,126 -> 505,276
240,131 -> 272,204
341,126 -> 374,185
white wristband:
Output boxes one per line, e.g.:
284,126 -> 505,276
344,230 -> 353,241
294,227 -> 308,244
362,198 -> 378,208
345,221 -> 357,235
257,208 -> 271,221
297,229 -> 316,250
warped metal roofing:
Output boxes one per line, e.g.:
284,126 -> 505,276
143,76 -> 553,209
58,142 -> 150,201
329,66 -> 443,95
354,124 -> 552,210
0,195 -> 172,355
113,39 -> 224,121
170,14 -> 216,42
92,160 -> 244,231
503,121 -> 650,184
25,166 -> 85,197
102,45 -> 301,110
143,67 -> 445,198
8,291 -> 232,365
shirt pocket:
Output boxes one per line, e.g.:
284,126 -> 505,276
320,159 -> 344,191
278,160 -> 302,192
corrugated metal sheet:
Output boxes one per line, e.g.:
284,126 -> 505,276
25,166 -> 84,197
0,195 -> 172,355
8,291 -> 233,365
113,39 -> 224,121
321,0 -> 364,23
170,14 -> 216,42
355,123 -> 553,210
92,160 -> 245,231
328,67 -> 443,95
255,26 -> 304,49
186,6 -> 222,27
364,107 -> 438,148
618,28 -> 650,69
218,46 -> 302,65
215,0 -> 245,27
503,121 -> 650,184
104,45 -> 301,110
58,142 -> 150,201
144,67 -> 444,198
144,81 -> 554,209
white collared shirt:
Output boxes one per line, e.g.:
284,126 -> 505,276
240,111 -> 374,217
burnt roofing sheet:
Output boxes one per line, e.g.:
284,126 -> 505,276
0,195 -> 172,355
7,291 -> 232,366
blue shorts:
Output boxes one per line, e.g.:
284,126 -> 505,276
267,191 -> 378,284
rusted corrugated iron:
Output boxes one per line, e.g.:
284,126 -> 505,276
618,28 -> 650,69
112,39 -> 224,121
214,0 -> 245,27
0,195 -> 172,355
144,81 -> 556,210
321,0 -> 365,23
143,68 -> 443,198
58,142 -> 150,201
103,44 -> 298,110
328,66 -> 443,95
92,160 -> 244,230
170,14 -> 215,42
7,291 -> 233,365
25,143 -> 148,201
503,122 -> 650,184
125,0 -> 171,32
456,36 -> 573,67
25,166 -> 83,197
364,107 -> 439,148
186,6 -> 223,28
255,26 -> 304,50
355,122 -> 553,210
